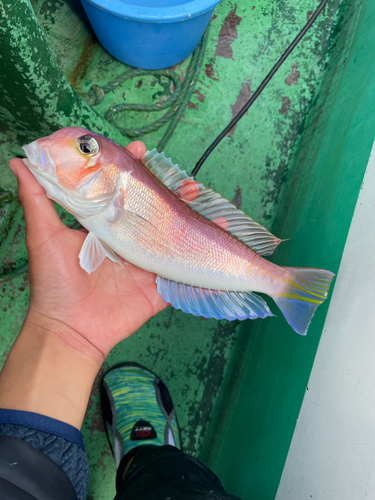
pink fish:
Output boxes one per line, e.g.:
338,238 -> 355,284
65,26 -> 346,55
22,127 -> 334,335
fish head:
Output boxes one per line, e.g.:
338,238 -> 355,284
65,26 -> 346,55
22,127 -> 133,218
22,127 -> 124,192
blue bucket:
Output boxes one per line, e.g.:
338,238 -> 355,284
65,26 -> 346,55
80,0 -> 222,69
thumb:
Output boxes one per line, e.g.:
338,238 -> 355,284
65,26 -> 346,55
9,159 -> 64,242
125,140 -> 146,159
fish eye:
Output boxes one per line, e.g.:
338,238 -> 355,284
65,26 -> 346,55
77,135 -> 100,156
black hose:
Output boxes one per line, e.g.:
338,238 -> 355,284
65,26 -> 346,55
191,0 -> 330,177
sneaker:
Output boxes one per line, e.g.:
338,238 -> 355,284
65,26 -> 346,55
101,362 -> 182,467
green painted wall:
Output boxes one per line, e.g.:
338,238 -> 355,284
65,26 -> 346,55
203,1 -> 375,499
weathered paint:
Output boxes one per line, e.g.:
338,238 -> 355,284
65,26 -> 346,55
0,0 -> 371,499
0,0 -> 126,282
201,2 -> 374,500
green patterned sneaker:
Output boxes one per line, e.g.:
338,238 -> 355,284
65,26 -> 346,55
101,362 -> 182,467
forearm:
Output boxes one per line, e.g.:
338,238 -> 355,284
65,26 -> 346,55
0,314 -> 102,429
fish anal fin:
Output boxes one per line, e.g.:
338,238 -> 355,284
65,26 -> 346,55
156,276 -> 274,321
142,149 -> 282,256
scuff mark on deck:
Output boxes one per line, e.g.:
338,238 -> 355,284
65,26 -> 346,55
214,4 -> 243,60
279,97 -> 291,115
229,78 -> 252,135
205,63 -> 219,81
188,102 -> 199,110
231,185 -> 243,208
260,156 -> 289,220
68,36 -> 97,88
193,89 -> 206,102
184,321 -> 238,455
285,62 -> 301,86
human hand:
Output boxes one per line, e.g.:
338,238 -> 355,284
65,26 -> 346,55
2,140 -> 203,428
9,141 -> 167,364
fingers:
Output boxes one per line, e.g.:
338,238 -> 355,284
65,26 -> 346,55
179,179 -> 200,202
123,143 -> 201,204
125,141 -> 146,159
212,217 -> 229,231
9,159 -> 64,242
124,142 -> 200,203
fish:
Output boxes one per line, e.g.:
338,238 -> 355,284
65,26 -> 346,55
22,126 -> 334,335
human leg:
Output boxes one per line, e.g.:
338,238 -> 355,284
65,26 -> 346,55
101,363 -> 241,500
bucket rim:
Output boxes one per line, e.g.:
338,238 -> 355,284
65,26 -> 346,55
81,0 -> 222,23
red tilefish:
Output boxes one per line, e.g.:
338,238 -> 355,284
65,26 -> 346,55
23,127 -> 334,335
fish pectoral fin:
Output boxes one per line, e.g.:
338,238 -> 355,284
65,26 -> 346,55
79,232 -> 121,274
142,150 -> 282,256
101,241 -> 122,266
156,277 -> 275,321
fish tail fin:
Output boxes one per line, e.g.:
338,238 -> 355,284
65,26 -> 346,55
273,267 -> 335,335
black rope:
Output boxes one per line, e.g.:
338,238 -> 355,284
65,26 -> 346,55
191,0 -> 330,177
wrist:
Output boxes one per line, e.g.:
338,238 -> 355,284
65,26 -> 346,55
27,308 -> 106,365
0,314 -> 102,429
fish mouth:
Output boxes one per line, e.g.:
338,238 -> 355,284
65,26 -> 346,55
22,141 -> 56,176
22,140 -> 65,210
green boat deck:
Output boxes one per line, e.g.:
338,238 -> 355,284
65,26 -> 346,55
1,0 -> 374,498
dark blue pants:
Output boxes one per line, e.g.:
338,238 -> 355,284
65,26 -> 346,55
0,410 -> 240,500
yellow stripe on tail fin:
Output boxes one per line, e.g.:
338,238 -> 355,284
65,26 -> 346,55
274,268 -> 335,335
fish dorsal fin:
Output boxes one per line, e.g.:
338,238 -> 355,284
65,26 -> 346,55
142,150 -> 281,256
156,276 -> 274,321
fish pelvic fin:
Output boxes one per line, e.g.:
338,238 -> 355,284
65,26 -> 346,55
273,267 -> 335,335
156,277 -> 274,321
